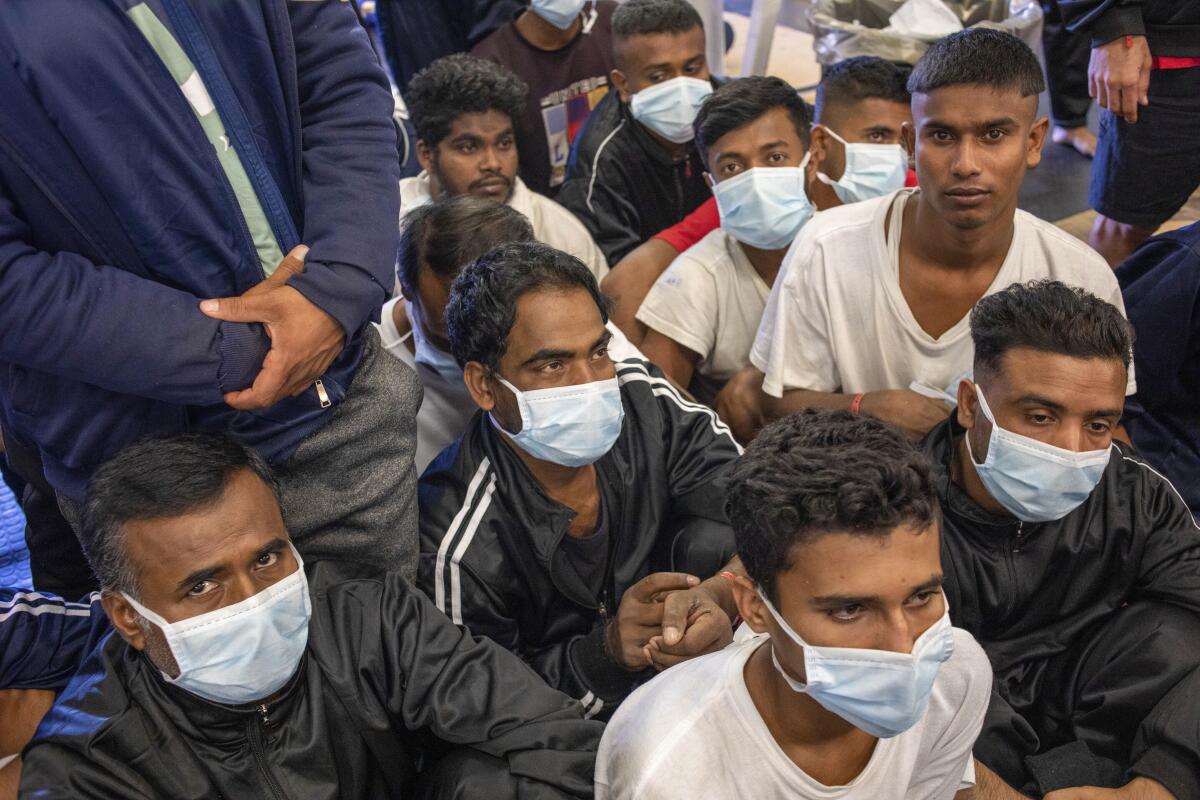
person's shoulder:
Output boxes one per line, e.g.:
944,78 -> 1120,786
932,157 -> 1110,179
934,627 -> 993,706
809,193 -> 892,239
666,228 -> 736,278
1108,441 -> 1199,517
468,19 -> 516,60
529,187 -> 592,233
571,91 -> 626,160
1014,209 -> 1113,280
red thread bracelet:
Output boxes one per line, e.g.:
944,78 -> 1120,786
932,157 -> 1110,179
850,393 -> 866,415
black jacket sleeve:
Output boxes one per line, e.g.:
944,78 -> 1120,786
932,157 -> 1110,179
1130,451 -> 1200,614
371,575 -> 603,798
1059,0 -> 1148,45
557,158 -> 644,267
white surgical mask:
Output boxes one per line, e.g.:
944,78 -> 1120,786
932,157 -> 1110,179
966,385 -> 1111,523
814,126 -> 908,205
491,375 -> 624,467
713,155 -> 815,250
530,0 -> 589,30
123,543 -> 311,706
759,589 -> 954,739
629,76 -> 713,144
410,303 -> 463,385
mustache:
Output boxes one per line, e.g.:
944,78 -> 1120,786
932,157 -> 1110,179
468,174 -> 512,192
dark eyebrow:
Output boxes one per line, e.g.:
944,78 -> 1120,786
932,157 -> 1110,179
522,348 -> 574,367
255,538 -> 288,562
810,573 -> 943,607
862,125 -> 896,136
757,139 -> 789,152
978,117 -> 1017,129
594,330 -> 614,351
176,563 -> 227,594
1015,394 -> 1066,412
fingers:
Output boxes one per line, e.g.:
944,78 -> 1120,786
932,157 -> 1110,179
1119,78 -> 1139,123
629,572 -> 699,602
221,350 -> 290,410
199,292 -> 275,323
659,591 -> 696,647
271,244 -> 310,282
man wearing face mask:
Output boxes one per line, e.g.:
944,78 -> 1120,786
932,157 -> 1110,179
417,242 -> 744,720
557,0 -> 714,266
600,55 -> 913,360
377,197 -> 643,473
18,434 -> 603,799
636,77 -> 817,426
472,1 -> 619,196
752,29 -> 1131,444
924,281 -> 1200,799
597,410 -> 993,798
402,54 -> 608,280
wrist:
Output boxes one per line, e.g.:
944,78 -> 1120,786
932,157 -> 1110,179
850,392 -> 866,416
701,573 -> 739,621
603,618 -> 640,672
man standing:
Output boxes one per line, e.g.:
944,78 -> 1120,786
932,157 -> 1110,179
751,29 -> 1131,443
557,0 -> 714,266
0,0 -> 418,573
418,242 -> 743,719
927,281 -> 1200,798
1059,0 -> 1200,266
402,54 -> 608,279
473,1 -> 619,196
18,435 -> 602,798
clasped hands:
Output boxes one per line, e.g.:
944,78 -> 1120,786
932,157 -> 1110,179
200,245 -> 345,410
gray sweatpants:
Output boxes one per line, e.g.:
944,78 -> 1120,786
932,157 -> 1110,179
60,326 -> 422,579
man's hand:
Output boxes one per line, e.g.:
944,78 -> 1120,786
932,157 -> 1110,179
200,245 -> 347,410
1089,35 -> 1152,123
644,582 -> 733,671
860,389 -> 951,441
715,367 -> 766,445
605,572 -> 699,671
1045,777 -> 1175,800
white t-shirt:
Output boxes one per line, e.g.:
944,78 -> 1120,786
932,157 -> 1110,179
596,628 -> 992,800
399,172 -> 609,281
636,228 -> 771,400
376,297 -> 646,472
751,189 -> 1136,398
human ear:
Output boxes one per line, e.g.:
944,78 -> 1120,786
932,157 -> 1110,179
101,591 -> 148,652
1026,115 -> 1050,169
610,69 -> 631,103
900,121 -> 916,160
732,576 -> 769,635
463,362 -> 497,412
416,139 -> 434,175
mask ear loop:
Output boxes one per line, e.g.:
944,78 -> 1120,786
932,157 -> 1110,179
811,124 -> 849,188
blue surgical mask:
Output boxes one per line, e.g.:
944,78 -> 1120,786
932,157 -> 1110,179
759,590 -> 954,739
491,375 -> 624,467
629,77 -> 713,144
530,0 -> 589,30
814,126 -> 908,205
713,156 -> 815,250
123,544 -> 311,706
410,304 -> 463,386
967,385 -> 1111,523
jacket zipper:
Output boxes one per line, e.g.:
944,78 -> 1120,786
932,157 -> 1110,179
1011,521 -> 1026,553
247,704 -> 288,800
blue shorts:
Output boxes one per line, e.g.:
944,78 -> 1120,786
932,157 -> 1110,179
1091,66 -> 1200,229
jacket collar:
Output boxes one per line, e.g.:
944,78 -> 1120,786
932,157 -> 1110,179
924,416 -> 1023,537
617,94 -> 708,171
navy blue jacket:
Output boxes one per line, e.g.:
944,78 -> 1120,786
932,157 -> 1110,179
0,589 -> 109,691
1119,221 -> 1200,516
0,0 -> 400,499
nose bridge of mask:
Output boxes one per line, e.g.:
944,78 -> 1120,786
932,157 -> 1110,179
123,543 -> 307,648
974,385 -> 1111,467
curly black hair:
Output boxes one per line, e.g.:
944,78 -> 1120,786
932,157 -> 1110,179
406,54 -> 528,148
971,279 -> 1133,380
725,409 -> 938,603
445,241 -> 610,371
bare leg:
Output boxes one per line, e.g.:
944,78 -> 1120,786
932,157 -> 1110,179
1088,214 -> 1156,268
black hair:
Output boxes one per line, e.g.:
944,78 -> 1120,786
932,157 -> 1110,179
694,76 -> 811,158
907,27 -> 1044,98
612,0 -> 704,42
445,241 -> 610,371
815,56 -> 912,121
971,280 -> 1134,379
83,434 -> 280,597
397,196 -> 535,302
725,409 -> 938,604
406,54 -> 528,148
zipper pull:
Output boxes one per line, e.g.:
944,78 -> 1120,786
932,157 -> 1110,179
314,379 -> 331,409
258,703 -> 272,729
598,601 -> 608,624
1012,522 -> 1024,553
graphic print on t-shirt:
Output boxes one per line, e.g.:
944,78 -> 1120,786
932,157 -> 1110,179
542,76 -> 608,188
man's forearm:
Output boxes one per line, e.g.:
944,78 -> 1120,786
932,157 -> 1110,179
959,760 -> 1030,800
762,388 -> 853,422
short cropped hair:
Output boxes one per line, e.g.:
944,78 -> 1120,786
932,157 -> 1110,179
397,197 -> 535,302
907,27 -> 1045,98
694,76 -> 811,158
446,242 -> 610,372
725,410 -> 938,604
815,56 -> 912,121
83,435 -> 280,598
612,0 -> 704,43
971,280 -> 1134,380
406,54 -> 528,148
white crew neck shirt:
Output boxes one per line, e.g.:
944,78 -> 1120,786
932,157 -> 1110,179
751,189 -> 1136,398
596,627 -> 992,800
636,228 -> 771,402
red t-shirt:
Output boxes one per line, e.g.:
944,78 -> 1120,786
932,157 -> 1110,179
651,168 -> 919,254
